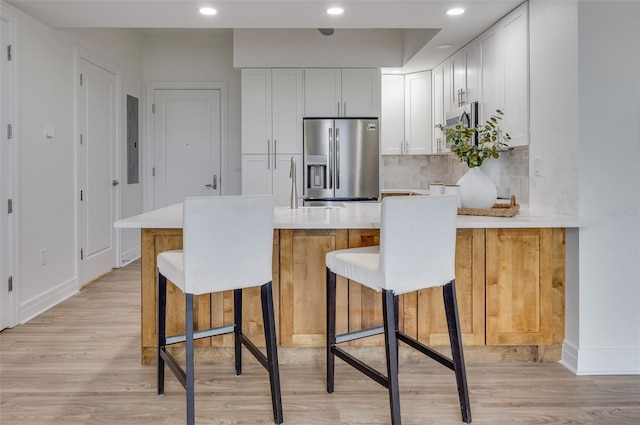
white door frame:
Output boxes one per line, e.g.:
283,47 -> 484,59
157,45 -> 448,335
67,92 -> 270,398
74,46 -> 120,284
1,4 -> 18,329
144,81 -> 228,212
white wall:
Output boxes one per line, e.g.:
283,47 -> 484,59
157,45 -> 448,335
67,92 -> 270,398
12,7 -> 143,323
531,0 -> 640,375
574,0 -> 640,374
233,28 -> 407,68
529,0 -> 579,216
142,29 -> 241,196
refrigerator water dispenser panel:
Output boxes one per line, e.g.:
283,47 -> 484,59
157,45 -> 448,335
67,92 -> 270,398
306,155 -> 327,189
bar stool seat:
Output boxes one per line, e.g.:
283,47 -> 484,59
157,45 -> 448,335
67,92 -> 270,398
326,195 -> 471,424
157,195 -> 283,425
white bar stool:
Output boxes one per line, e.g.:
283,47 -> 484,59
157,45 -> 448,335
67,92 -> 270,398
157,195 -> 283,425
326,195 -> 471,424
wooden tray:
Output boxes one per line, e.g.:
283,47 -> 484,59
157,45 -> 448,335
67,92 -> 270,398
457,195 -> 520,217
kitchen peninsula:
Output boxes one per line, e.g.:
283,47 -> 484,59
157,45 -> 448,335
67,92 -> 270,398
116,202 -> 582,365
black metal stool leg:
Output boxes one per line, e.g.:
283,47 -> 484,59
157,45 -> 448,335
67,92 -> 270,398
261,281 -> 283,425
157,273 -> 167,396
326,268 -> 337,394
382,289 -> 402,425
185,293 -> 195,425
443,280 -> 472,424
234,288 -> 243,376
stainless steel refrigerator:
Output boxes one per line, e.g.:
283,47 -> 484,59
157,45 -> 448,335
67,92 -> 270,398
303,118 -> 380,204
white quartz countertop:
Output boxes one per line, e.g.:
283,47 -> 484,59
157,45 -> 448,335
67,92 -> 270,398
115,201 -> 586,230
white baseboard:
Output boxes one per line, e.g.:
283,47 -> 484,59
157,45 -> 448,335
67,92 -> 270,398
19,277 -> 79,324
562,341 -> 640,375
119,246 -> 141,267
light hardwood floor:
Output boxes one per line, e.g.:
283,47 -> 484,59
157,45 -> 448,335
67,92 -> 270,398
1,261 -> 639,424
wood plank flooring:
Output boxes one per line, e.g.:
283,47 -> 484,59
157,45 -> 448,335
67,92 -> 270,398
1,261 -> 639,424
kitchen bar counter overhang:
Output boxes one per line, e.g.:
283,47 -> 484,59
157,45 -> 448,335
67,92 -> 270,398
115,202 -> 585,365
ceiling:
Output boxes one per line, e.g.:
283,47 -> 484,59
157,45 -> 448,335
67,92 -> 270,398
6,0 -> 523,71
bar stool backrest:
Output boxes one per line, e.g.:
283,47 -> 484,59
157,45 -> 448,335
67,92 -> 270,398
379,195 -> 457,294
182,195 -> 274,295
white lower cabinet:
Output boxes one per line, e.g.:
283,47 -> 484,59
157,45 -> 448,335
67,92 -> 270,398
242,154 -> 303,207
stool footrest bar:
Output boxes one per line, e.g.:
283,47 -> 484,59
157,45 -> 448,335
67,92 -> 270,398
336,326 -> 384,344
166,324 -> 236,346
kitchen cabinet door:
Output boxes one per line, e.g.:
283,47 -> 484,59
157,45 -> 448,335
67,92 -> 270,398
417,228 -> 486,347
241,69 -> 272,155
341,68 -> 381,117
501,4 -> 529,147
432,64 -> 446,153
304,68 -> 380,117
279,229 -> 349,346
272,154 -> 303,207
381,74 -> 405,155
450,39 -> 479,109
241,154 -> 273,196
241,68 -> 303,155
485,228 -> 565,345
303,68 -> 342,116
272,68 -> 304,154
404,71 -> 432,155
242,154 -> 302,207
479,2 -> 529,146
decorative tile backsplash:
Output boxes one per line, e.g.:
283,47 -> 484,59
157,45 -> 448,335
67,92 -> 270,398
381,147 -> 529,203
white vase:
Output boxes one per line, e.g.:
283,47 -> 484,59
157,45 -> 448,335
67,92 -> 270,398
456,167 -> 497,209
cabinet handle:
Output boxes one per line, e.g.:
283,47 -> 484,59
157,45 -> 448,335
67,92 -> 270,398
400,141 -> 404,155
274,139 -> 277,169
406,141 -> 410,154
343,102 -> 346,116
267,139 -> 271,170
337,102 -> 341,116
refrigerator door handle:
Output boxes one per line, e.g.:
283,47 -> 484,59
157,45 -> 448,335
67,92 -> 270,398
328,128 -> 333,189
335,128 -> 340,189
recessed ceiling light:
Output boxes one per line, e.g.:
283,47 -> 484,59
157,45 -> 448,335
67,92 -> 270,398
436,44 -> 454,50
446,8 -> 465,16
327,7 -> 344,16
199,7 -> 218,16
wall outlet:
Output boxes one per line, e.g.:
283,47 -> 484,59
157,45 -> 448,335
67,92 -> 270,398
40,249 -> 48,266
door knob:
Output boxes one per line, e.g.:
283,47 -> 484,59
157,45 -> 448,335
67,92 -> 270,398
112,180 -> 120,186
205,175 -> 218,190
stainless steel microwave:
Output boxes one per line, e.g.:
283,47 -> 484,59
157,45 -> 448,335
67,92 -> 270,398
445,101 -> 479,146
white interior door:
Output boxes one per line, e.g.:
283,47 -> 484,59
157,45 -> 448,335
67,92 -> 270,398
153,89 -> 221,208
1,10 -> 16,330
78,57 -> 118,285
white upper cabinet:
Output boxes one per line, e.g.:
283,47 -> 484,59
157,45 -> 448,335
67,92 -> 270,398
242,68 -> 303,155
304,68 -> 380,117
381,74 -> 405,155
479,2 -> 529,147
404,71 -> 432,155
381,71 -> 432,155
450,39 -> 479,109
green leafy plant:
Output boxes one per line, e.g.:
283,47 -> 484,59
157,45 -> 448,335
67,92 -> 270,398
436,109 -> 511,168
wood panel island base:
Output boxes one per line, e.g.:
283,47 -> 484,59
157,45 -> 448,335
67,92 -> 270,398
129,202 -> 575,365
